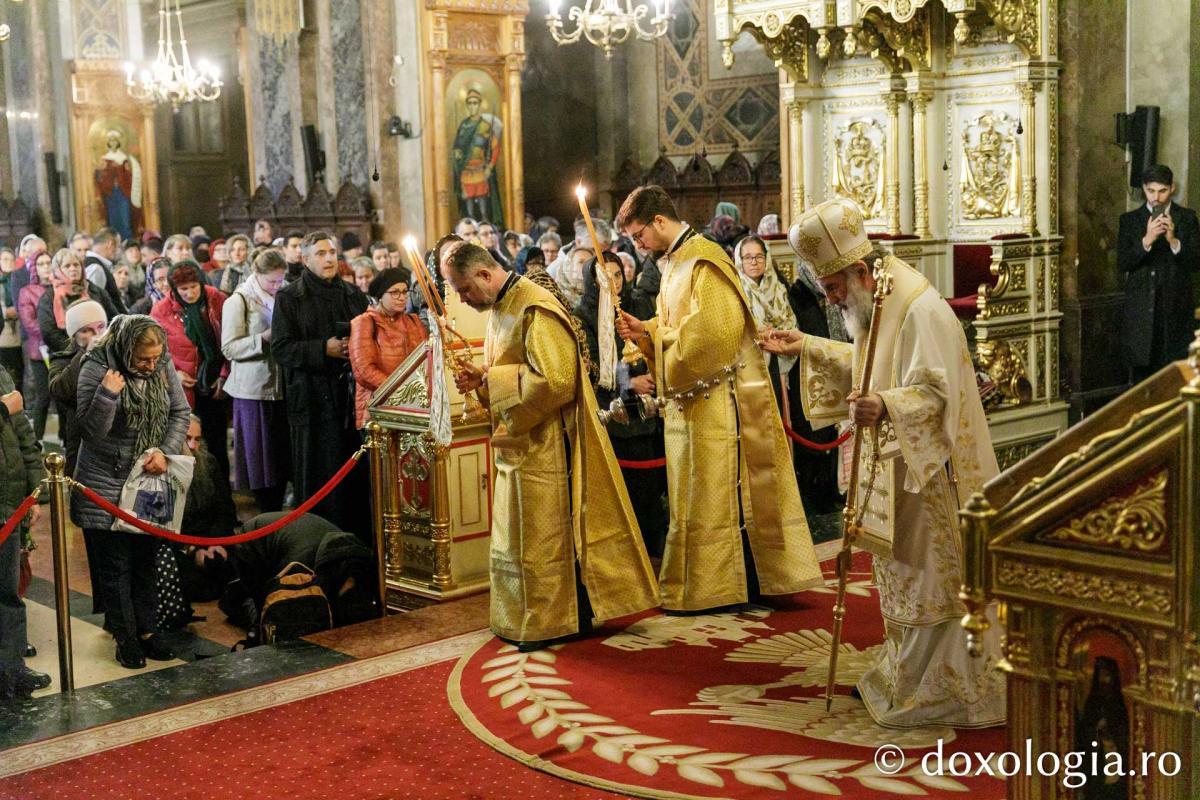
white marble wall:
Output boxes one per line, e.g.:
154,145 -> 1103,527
332,0 -> 370,190
246,5 -> 306,195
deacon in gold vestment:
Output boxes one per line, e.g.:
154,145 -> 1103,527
442,243 -> 659,650
766,197 -> 1005,728
615,186 -> 822,613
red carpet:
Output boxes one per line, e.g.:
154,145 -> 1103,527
0,635 -> 625,800
450,553 -> 1008,799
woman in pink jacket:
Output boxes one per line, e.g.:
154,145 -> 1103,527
16,247 -> 52,437
151,259 -> 230,477
348,268 -> 427,428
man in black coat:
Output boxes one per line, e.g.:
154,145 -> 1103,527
84,227 -> 129,314
271,231 -> 369,537
1118,164 -> 1200,381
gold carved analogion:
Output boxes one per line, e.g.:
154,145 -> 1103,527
1040,471 -> 1167,554
832,119 -> 885,219
960,111 -> 1020,219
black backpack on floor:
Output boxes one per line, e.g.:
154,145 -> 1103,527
258,562 -> 332,644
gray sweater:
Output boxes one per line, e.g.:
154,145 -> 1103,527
70,356 -> 191,530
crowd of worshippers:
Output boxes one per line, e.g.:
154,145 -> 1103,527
0,203 -> 839,698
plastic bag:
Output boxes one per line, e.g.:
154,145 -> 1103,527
112,451 -> 196,534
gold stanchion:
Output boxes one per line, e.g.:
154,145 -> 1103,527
44,453 -> 74,693
365,422 -> 390,616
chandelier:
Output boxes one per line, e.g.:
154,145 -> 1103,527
0,0 -> 25,43
545,0 -> 673,58
124,0 -> 222,109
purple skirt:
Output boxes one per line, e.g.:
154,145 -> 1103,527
232,398 -> 291,491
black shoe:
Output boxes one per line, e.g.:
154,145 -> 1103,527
139,634 -> 175,661
12,666 -> 51,693
115,638 -> 146,669
850,685 -> 863,701
23,644 -> 36,658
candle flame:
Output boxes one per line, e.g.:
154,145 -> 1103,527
402,235 -> 417,251
575,183 -> 587,201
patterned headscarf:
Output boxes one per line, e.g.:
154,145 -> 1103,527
87,314 -> 172,457
735,236 -> 798,374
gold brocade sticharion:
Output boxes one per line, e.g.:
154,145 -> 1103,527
640,234 -> 823,610
482,277 -> 659,642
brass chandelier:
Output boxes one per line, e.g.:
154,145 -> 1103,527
545,0 -> 674,59
124,0 -> 222,109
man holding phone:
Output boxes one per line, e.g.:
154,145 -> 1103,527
272,231 -> 369,536
1118,164 -> 1200,381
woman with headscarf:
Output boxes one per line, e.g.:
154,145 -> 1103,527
215,234 -> 252,294
72,314 -> 191,668
512,244 -> 543,276
735,235 -> 839,512
348,268 -> 427,429
757,213 -> 782,236
572,252 -> 668,557
37,249 -> 120,359
222,249 -> 290,513
132,257 -> 170,315
151,259 -> 230,478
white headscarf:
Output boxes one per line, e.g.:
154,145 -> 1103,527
237,269 -> 276,326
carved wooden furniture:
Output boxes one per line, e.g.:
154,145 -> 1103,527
217,177 -> 373,244
365,292 -> 493,610
960,339 -> 1200,799
612,148 -> 782,233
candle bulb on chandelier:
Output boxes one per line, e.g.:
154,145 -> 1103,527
549,0 -> 561,17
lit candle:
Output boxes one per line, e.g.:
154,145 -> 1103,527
575,183 -> 606,263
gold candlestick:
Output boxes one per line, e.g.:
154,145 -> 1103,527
574,184 -> 644,364
402,236 -> 485,422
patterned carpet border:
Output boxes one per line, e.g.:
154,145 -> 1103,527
446,540 -> 850,800
0,629 -> 491,779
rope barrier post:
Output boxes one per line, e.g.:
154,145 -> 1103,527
365,422 -> 390,617
44,453 -> 74,694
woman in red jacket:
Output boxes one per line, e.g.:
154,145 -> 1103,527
348,268 -> 427,428
151,259 -> 231,477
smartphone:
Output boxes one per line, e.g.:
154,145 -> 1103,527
333,321 -> 351,338
1151,203 -> 1166,219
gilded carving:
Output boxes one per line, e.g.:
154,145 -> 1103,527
387,376 -> 429,408
402,540 -> 436,570
986,0 -> 1040,57
997,561 -> 1172,616
1040,472 -> 1167,555
755,19 -> 808,82
976,339 -> 1031,407
993,435 -> 1053,471
863,7 -> 931,70
978,298 -> 1027,320
960,111 -> 1020,219
832,119 -> 885,219
449,20 -> 500,53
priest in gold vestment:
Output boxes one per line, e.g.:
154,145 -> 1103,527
442,242 -> 659,651
615,186 -> 822,614
765,197 -> 1005,728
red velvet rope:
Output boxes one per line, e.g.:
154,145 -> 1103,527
616,457 -> 667,470
74,450 -> 365,547
0,493 -> 39,548
782,424 -> 853,452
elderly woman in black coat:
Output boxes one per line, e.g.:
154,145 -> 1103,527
72,314 -> 190,669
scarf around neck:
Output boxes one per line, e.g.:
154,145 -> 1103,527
735,240 -> 798,373
51,262 -> 90,329
87,314 -> 171,457
237,271 -> 276,326
172,285 -> 224,390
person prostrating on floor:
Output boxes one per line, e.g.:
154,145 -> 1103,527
442,242 -> 659,653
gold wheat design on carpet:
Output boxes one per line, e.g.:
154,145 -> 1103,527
480,645 -> 971,795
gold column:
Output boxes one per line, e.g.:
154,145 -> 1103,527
506,51 -> 525,230
426,7 -> 450,242
883,92 -> 902,235
910,91 -> 932,239
365,422 -> 390,615
428,437 -> 455,590
1020,81 -> 1038,236
787,99 -> 806,223
45,453 -> 74,692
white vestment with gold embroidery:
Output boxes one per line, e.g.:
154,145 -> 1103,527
797,257 -> 1006,729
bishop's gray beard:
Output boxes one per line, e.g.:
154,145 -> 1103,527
840,278 -> 875,341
